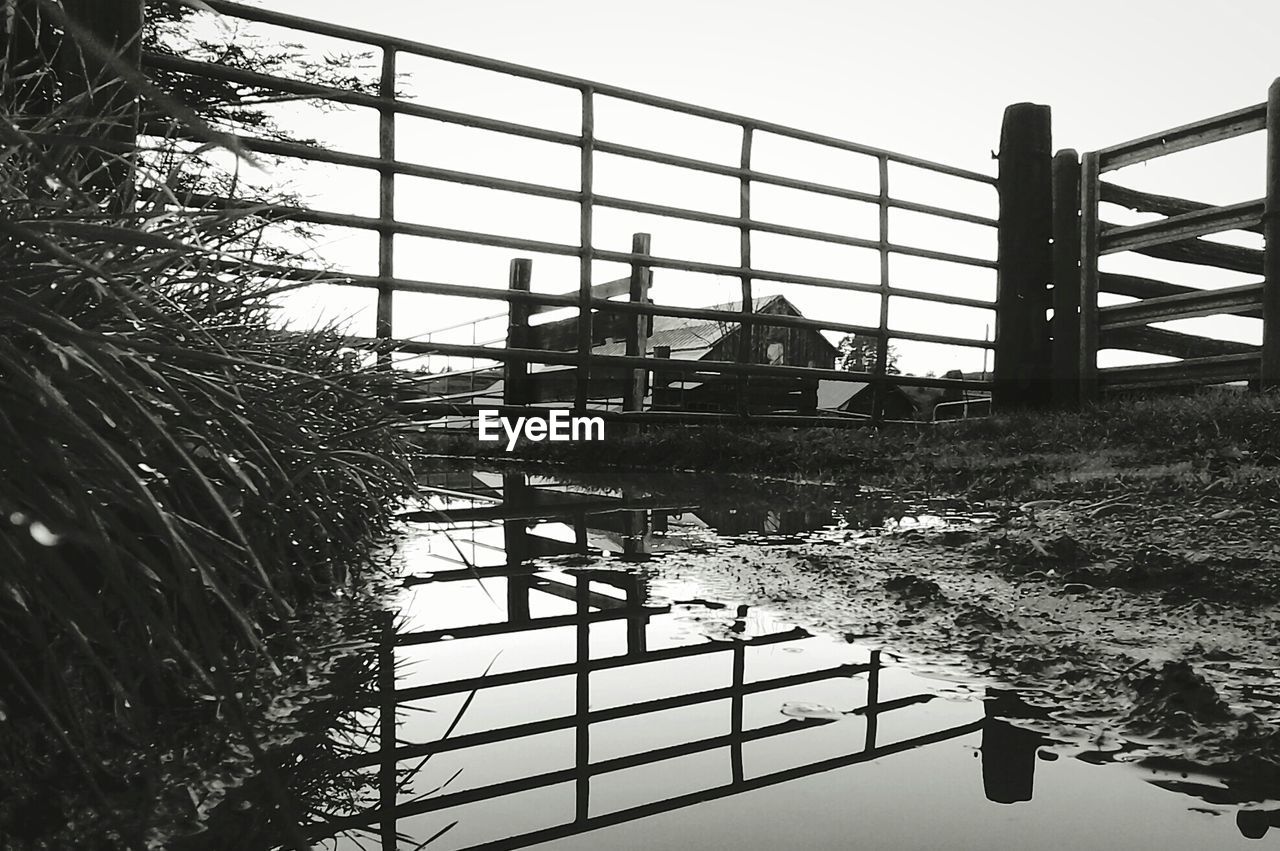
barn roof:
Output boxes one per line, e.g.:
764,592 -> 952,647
589,294 -> 837,360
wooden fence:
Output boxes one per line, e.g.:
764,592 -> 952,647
133,0 -> 1010,426
1066,79 -> 1280,402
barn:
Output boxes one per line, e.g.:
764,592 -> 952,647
522,294 -> 838,413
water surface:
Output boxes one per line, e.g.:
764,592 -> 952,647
300,467 -> 1280,850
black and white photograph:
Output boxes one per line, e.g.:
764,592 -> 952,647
2,1 -> 1280,848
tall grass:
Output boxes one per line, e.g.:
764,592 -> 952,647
1,24 -> 417,848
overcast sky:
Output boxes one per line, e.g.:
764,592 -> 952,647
209,1 -> 1279,376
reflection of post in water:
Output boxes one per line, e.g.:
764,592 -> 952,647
623,572 -> 650,657
865,649 -> 882,752
1237,809 -> 1280,839
730,606 -> 748,783
503,473 -> 534,622
619,486 -> 650,561
377,611 -> 397,851
575,572 -> 591,822
981,688 -> 1047,804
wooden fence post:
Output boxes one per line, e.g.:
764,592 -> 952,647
1078,152 -> 1102,404
1051,149 -> 1082,407
1262,77 -> 1280,390
505,258 -> 533,406
994,103 -> 1054,410
624,232 -> 652,413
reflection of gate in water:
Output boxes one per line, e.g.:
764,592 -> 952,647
309,473 -> 1049,849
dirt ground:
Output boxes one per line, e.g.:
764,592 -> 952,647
656,493 -> 1280,799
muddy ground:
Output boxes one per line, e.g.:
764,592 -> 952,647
652,491 -> 1280,799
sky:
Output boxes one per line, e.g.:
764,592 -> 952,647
194,0 -> 1280,377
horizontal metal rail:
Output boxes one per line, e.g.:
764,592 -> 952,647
317,659 -> 875,837
394,604 -> 671,647
1097,102 -> 1267,172
154,128 -> 997,228
367,339 -> 997,386
1098,282 -> 1264,329
400,497 -> 699,524
403,405 -> 908,428
345,693 -> 932,820
345,628 -> 811,734
385,660 -> 868,759
208,250 -> 996,317
311,716 -> 983,843
193,0 -> 998,185
1099,200 -> 1265,255
166,192 -> 997,275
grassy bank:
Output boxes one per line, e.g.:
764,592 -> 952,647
416,388 -> 1280,500
1,83 -> 416,847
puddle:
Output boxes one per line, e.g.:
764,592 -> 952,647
290,467 -> 1280,850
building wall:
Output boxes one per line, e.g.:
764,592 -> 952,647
704,321 -> 836,369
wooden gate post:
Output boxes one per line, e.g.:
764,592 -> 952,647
624,232 -> 652,413
1051,149 -> 1082,407
1077,152 -> 1102,404
1262,77 -> 1280,390
994,103 -> 1054,410
504,258 -> 533,406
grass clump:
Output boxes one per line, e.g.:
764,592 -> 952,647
1,51 -> 416,850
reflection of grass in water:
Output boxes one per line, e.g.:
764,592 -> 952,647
275,636 -> 502,850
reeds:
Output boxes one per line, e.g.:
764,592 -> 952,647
1,17 -> 417,846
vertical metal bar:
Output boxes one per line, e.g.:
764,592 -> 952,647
737,126 -> 754,416
1078,152 -> 1102,404
504,258 -> 533,406
872,155 -> 891,423
624,232 -> 653,413
376,47 -> 396,367
574,573 -> 591,821
575,87 -> 596,412
1051,149 -> 1082,407
1261,77 -> 1280,390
